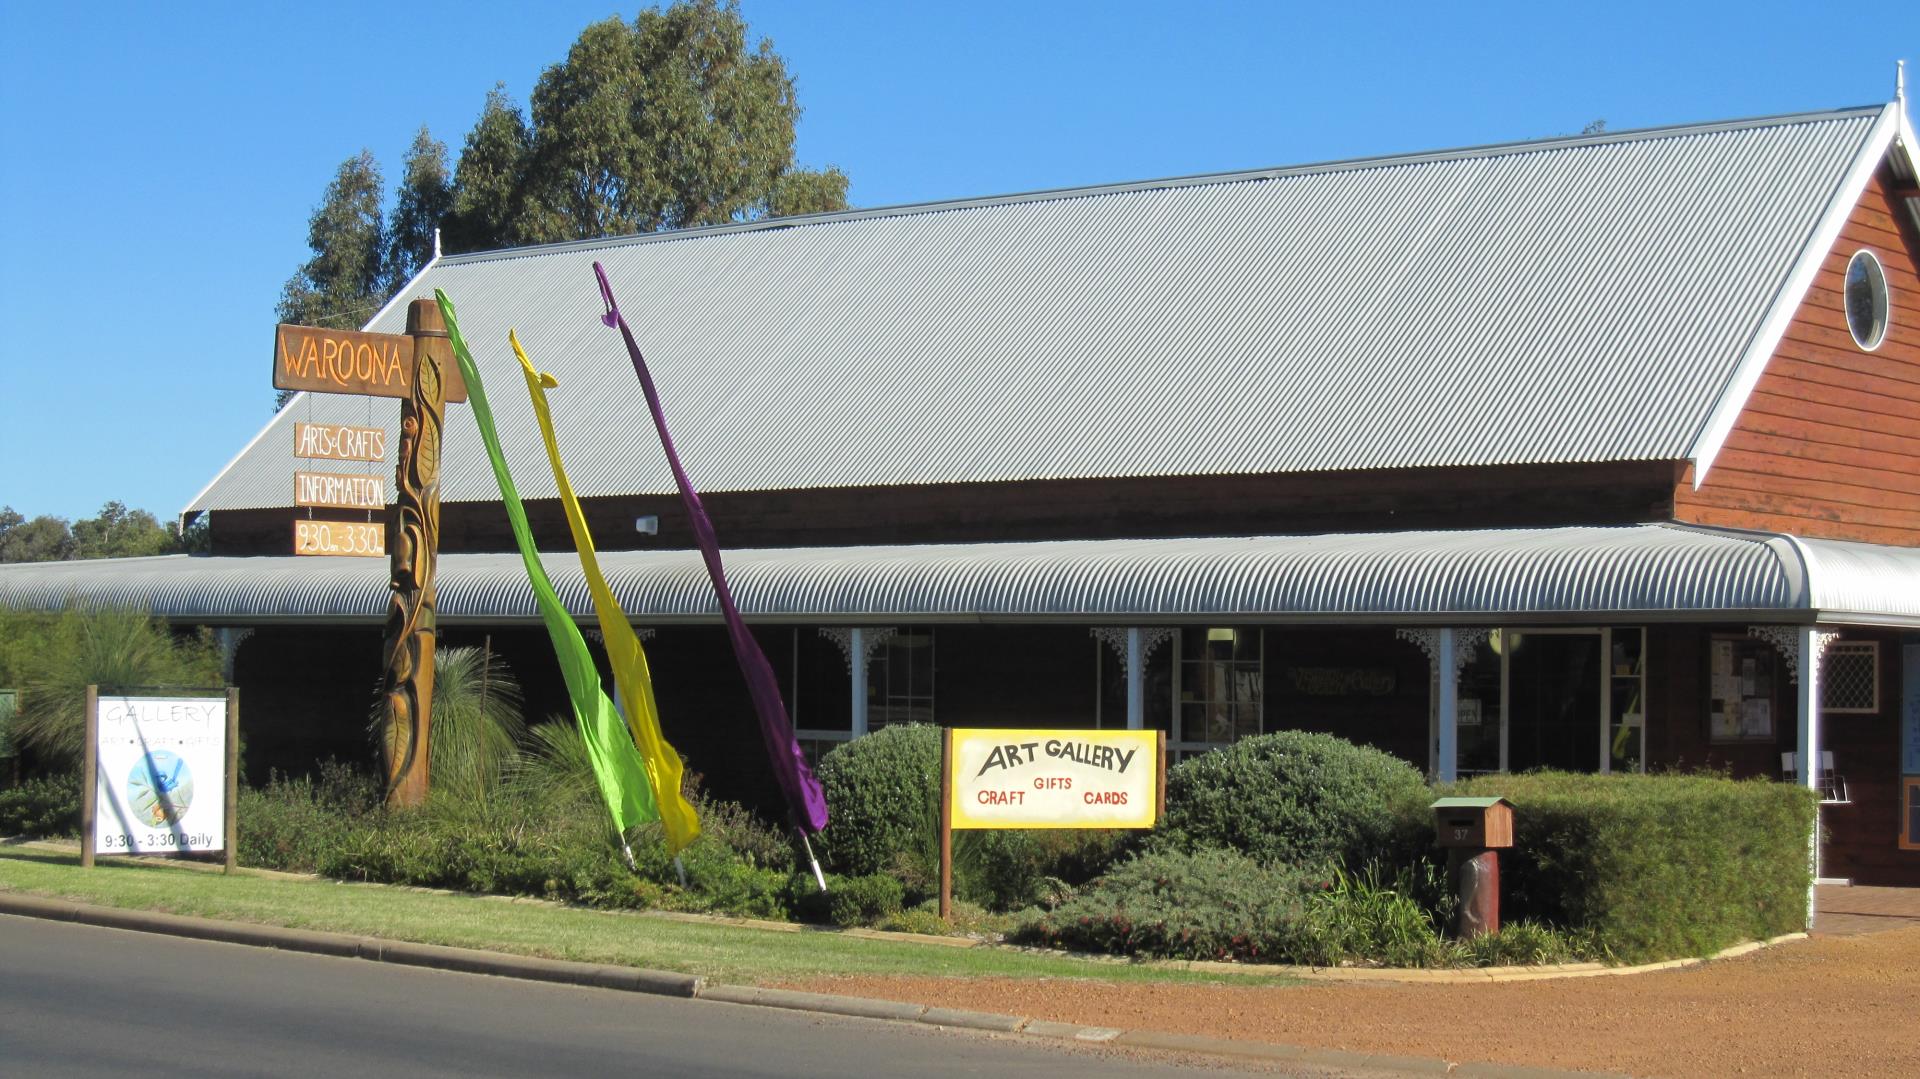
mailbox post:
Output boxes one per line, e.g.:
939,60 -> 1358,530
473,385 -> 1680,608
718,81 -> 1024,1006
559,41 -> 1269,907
1431,796 -> 1514,939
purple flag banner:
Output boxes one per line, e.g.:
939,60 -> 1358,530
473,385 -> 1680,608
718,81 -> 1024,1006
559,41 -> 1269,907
593,262 -> 830,834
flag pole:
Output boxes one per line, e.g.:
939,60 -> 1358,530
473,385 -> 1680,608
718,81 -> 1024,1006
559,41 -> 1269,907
796,827 -> 827,892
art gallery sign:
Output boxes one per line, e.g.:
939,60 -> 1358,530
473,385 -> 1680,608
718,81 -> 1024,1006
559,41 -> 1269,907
82,687 -> 239,872
937,727 -> 1163,916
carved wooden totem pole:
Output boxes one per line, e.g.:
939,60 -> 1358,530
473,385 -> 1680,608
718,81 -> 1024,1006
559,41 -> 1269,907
378,299 -> 448,806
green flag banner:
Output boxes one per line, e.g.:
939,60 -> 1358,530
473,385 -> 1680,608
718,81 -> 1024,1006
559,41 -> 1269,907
510,329 -> 702,856
433,290 -> 658,834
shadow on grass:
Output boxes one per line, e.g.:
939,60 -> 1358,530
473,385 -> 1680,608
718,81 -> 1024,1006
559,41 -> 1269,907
0,844 -> 208,876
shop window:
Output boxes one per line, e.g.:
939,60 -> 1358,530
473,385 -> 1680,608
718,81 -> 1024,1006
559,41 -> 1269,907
868,628 -> 935,730
1821,641 -> 1879,714
1177,627 -> 1263,753
792,629 -> 853,766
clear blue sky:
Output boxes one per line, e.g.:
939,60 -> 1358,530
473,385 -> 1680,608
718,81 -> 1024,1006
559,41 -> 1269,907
0,1 -> 1913,523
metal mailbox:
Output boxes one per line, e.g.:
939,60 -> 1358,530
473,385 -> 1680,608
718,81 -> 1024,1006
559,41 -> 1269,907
1431,796 -> 1514,849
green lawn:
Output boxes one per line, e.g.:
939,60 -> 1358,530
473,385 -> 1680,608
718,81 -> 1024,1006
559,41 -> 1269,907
0,845 -> 1296,987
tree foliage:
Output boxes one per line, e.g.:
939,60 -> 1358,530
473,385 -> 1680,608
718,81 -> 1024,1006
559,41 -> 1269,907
277,150 -> 386,331
386,127 -> 454,290
0,502 -> 186,563
275,1 -> 848,412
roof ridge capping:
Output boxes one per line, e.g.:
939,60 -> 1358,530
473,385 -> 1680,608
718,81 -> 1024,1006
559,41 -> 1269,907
436,103 -> 1890,266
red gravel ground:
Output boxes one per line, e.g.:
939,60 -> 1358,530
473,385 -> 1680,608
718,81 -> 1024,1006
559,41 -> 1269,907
771,925 -> 1920,1076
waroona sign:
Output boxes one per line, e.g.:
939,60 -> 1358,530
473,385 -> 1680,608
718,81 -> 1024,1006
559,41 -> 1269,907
946,728 -> 1161,830
273,324 -> 467,402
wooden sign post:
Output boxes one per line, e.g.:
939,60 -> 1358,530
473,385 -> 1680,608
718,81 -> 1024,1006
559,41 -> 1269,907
273,301 -> 457,807
374,300 -> 449,806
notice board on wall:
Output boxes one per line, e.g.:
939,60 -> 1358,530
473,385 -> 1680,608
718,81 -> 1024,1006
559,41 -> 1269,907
1710,636 -> 1777,742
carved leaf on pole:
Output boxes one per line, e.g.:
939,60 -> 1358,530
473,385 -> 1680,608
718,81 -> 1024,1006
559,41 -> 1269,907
377,300 -> 448,806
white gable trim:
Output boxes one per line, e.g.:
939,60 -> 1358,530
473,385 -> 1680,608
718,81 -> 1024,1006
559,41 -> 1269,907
1685,103 -> 1903,487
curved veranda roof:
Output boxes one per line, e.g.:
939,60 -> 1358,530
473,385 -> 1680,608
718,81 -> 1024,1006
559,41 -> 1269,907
3,525 -> 1915,628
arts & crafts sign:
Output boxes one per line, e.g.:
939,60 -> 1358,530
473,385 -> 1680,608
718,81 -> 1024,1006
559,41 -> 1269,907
93,695 -> 228,855
946,728 -> 1161,830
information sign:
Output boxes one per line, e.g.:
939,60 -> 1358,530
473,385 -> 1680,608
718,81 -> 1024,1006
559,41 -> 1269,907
294,471 -> 386,510
293,519 -> 385,557
92,695 -> 227,855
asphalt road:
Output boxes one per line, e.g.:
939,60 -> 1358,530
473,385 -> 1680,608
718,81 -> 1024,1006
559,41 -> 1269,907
0,914 -> 1321,1078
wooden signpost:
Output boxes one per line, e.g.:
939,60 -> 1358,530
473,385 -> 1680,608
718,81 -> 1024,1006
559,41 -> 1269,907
272,302 -> 454,806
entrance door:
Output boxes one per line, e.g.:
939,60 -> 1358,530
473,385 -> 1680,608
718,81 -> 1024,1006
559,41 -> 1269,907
1504,630 -> 1603,773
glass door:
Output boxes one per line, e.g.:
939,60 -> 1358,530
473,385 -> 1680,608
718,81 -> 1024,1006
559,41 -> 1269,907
1503,629 -> 1603,773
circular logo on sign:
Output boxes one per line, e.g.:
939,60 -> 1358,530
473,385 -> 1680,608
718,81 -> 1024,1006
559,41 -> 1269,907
128,750 -> 193,827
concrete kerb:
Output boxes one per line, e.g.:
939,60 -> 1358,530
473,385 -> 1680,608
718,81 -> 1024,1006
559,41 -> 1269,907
0,890 -> 1629,1078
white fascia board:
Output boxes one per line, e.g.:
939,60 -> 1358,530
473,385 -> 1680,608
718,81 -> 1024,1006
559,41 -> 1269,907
181,254 -> 443,517
1685,103 -> 1900,488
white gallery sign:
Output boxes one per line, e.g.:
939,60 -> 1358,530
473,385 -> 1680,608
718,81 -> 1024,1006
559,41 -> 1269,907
93,695 -> 227,855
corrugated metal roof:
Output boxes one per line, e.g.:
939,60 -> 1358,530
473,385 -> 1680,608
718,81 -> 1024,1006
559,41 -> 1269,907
7,524 -> 1901,625
190,107 -> 1892,513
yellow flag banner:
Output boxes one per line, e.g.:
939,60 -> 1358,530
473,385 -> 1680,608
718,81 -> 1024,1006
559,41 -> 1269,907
510,331 -> 701,855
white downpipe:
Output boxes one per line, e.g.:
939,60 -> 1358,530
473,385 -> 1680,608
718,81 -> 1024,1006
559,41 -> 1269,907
1436,630 -> 1459,783
850,627 -> 868,738
1797,625 -> 1822,927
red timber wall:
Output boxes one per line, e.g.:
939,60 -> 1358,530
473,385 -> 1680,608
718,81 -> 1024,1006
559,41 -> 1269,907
1675,167 -> 1920,543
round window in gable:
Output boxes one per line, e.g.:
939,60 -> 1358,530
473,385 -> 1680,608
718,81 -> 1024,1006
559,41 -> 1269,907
1844,249 -> 1889,350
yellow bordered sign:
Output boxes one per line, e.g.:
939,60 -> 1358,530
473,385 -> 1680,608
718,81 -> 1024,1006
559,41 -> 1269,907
945,728 -> 1161,830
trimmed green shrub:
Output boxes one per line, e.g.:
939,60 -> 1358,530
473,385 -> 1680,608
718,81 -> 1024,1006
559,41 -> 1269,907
0,772 -> 79,837
829,873 -> 906,927
815,724 -> 939,877
1157,731 -> 1429,871
1445,771 -> 1817,962
1014,847 -> 1322,961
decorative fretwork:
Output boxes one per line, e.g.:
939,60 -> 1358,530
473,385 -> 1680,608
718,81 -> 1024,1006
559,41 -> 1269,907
1395,628 -> 1490,674
1747,626 -> 1841,684
819,627 -> 898,674
214,627 -> 255,682
1089,627 -> 1177,674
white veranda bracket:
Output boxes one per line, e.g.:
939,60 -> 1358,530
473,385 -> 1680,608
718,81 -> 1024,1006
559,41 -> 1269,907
1088,627 -> 1176,674
1747,625 -> 1839,683
819,627 -> 898,674
1394,628 -> 1489,673
214,627 -> 255,682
